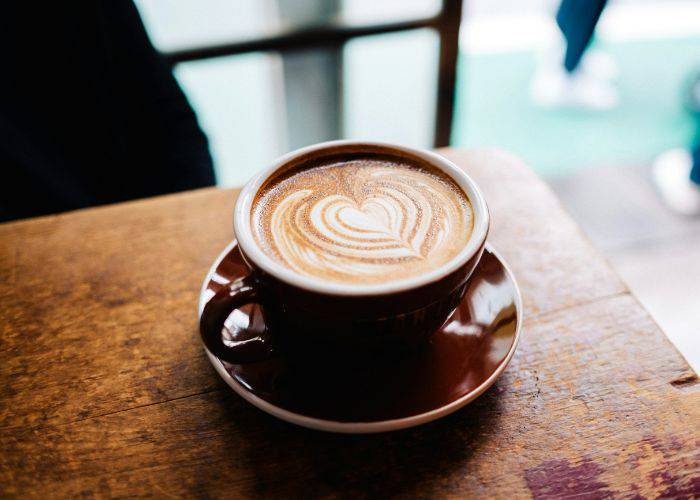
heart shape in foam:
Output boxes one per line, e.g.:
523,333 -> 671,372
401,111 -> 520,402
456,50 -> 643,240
257,163 -> 473,281
308,193 -> 427,260
336,204 -> 394,237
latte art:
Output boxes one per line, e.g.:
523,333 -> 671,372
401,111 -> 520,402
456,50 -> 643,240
252,158 -> 473,284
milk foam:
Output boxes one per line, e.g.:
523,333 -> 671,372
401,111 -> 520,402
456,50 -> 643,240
251,158 -> 473,285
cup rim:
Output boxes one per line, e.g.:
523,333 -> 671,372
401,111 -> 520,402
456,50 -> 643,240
233,140 -> 490,296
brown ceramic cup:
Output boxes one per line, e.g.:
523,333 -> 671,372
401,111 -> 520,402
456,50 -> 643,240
200,141 -> 490,363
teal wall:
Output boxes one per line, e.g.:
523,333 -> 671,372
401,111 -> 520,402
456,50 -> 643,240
453,37 -> 700,178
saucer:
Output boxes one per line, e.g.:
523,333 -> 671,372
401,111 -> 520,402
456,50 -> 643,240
198,241 -> 522,433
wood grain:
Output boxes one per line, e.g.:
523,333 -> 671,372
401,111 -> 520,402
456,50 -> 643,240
439,149 -> 627,317
1,149 -> 696,498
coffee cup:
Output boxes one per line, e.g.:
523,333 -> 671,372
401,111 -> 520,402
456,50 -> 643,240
200,141 -> 490,363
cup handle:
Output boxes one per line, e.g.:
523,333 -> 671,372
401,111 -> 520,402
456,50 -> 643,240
200,275 -> 276,363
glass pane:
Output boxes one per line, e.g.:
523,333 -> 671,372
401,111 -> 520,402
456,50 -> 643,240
135,0 -> 440,52
343,29 -> 438,148
135,0 -> 275,52
174,53 -> 287,187
342,0 -> 440,25
175,28 -> 439,187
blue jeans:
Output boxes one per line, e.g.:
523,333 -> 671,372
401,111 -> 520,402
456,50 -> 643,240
556,0 -> 608,73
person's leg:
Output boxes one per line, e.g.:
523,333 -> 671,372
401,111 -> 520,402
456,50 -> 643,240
556,0 -> 608,73
690,140 -> 700,186
652,72 -> 700,215
531,0 -> 616,110
652,134 -> 700,215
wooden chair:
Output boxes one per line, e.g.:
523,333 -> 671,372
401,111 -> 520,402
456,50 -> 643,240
163,0 -> 464,148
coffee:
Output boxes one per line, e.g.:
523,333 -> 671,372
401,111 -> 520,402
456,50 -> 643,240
251,155 -> 474,285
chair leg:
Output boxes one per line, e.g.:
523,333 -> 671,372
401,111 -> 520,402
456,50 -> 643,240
434,0 -> 464,148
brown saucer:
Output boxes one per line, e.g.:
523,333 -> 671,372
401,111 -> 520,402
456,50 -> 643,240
198,241 -> 522,433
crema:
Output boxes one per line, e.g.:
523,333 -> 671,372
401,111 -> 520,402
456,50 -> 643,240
251,156 -> 473,285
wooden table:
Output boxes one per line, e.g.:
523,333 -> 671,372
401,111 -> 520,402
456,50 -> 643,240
1,149 -> 698,498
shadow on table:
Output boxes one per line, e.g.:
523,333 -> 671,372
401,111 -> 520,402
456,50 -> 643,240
212,382 -> 504,496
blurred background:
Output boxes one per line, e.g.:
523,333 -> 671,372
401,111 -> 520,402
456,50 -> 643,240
134,0 -> 700,185
134,0 -> 699,369
2,0 -> 698,369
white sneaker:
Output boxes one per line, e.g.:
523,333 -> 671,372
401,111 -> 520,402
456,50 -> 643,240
580,49 -> 619,81
537,39 -> 619,81
530,64 -> 619,110
652,148 -> 700,216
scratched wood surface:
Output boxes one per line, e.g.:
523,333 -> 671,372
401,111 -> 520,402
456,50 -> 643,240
1,149 -> 697,498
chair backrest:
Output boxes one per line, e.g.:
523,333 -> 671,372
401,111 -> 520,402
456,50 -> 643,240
161,0 -> 464,148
